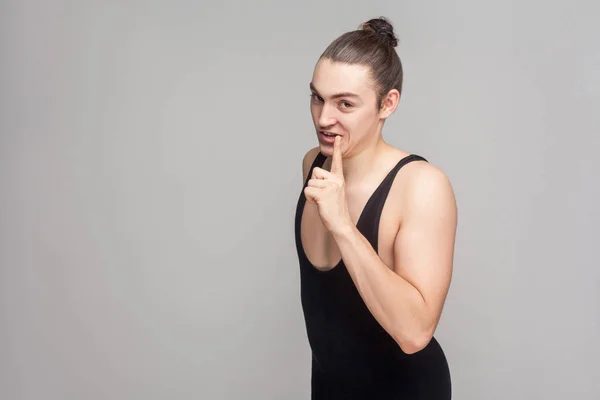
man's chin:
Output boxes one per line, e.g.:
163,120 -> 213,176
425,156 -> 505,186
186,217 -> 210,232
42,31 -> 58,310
318,143 -> 334,154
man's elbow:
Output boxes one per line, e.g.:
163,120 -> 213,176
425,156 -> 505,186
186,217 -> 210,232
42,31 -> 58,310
395,328 -> 434,355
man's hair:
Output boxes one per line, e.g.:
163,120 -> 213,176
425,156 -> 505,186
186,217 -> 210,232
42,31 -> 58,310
320,17 -> 403,109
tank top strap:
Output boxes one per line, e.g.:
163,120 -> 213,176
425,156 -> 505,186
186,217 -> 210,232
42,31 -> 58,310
358,154 -> 428,252
303,151 -> 327,187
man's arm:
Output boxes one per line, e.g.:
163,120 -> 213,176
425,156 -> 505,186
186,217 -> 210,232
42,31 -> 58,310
332,163 -> 457,354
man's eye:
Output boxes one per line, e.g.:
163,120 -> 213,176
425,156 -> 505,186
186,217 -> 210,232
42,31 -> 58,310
310,93 -> 323,102
340,101 -> 352,108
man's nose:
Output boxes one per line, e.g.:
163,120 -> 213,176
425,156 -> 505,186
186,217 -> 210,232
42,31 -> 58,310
318,103 -> 337,129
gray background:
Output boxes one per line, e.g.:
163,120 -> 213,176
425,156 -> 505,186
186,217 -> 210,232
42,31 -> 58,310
1,0 -> 599,399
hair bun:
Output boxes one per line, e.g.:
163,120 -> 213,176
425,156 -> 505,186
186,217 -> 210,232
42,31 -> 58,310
361,17 -> 398,48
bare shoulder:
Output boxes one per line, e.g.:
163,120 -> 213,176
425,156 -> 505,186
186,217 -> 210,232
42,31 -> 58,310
400,159 -> 458,225
302,146 -> 321,183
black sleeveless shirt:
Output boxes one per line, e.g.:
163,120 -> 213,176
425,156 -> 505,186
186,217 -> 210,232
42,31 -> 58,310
294,151 -> 452,399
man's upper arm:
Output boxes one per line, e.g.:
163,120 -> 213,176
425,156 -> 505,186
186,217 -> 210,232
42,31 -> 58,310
393,163 -> 458,330
302,147 -> 321,183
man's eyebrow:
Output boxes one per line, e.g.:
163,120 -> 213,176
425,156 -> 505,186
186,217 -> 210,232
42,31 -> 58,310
309,82 -> 359,99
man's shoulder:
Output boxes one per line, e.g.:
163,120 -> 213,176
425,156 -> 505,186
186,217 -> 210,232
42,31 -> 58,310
404,157 -> 452,190
302,146 -> 321,182
399,157 -> 457,217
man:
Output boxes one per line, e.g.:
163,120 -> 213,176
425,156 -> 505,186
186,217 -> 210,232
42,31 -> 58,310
294,17 -> 457,399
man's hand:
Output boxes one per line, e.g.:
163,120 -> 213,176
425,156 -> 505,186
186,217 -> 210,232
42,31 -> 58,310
304,136 -> 353,235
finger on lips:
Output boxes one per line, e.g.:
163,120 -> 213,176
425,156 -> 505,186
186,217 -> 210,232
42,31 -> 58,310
330,135 -> 343,177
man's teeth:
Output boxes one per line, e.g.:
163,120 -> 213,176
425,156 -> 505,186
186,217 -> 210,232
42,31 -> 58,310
323,132 -> 336,137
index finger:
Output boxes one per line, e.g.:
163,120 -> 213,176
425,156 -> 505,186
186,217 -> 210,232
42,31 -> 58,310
330,135 -> 343,176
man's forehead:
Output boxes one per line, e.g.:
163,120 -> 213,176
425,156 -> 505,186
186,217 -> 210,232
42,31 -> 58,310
311,60 -> 373,96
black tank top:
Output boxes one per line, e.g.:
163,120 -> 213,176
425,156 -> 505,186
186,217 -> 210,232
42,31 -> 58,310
294,151 -> 452,399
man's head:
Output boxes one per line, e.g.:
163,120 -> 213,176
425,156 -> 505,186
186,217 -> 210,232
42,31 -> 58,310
309,17 -> 403,157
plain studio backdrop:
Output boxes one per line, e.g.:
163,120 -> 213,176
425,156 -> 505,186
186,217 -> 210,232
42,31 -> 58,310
1,0 -> 599,399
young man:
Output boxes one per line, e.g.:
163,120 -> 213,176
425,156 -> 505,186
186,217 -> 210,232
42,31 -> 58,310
294,17 -> 458,399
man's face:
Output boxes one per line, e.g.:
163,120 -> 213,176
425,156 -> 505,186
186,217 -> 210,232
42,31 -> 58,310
309,58 -> 382,157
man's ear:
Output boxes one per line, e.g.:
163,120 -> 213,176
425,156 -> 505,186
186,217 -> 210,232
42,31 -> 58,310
380,89 -> 400,118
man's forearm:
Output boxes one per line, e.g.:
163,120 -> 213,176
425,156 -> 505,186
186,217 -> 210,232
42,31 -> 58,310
332,225 -> 433,353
